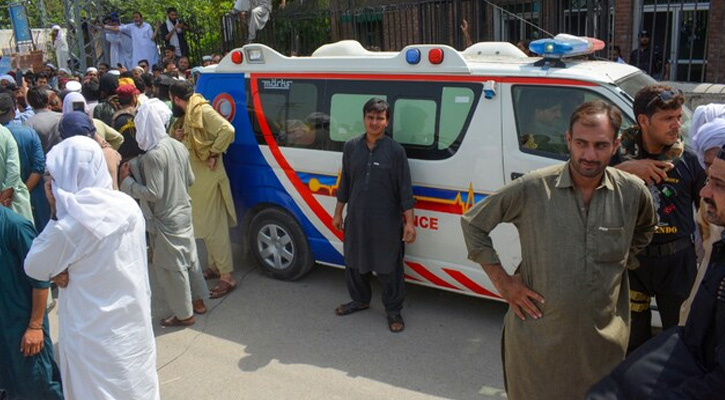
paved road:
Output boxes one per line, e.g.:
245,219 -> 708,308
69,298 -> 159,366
49,242 -> 508,400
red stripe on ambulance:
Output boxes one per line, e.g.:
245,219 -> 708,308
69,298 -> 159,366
443,269 -> 501,299
251,77 -> 343,241
405,261 -> 461,291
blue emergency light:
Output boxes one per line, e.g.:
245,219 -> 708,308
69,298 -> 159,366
405,48 -> 421,65
529,34 -> 605,59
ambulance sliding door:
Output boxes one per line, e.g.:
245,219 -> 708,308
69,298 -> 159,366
323,78 -> 493,292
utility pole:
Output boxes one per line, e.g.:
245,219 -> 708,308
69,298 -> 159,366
62,0 -> 104,71
39,0 -> 48,28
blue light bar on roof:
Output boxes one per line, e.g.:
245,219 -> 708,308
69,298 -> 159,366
529,34 -> 605,59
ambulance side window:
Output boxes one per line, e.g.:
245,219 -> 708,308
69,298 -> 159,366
439,87 -> 475,150
326,82 -> 480,160
330,93 -> 387,143
512,85 -> 634,159
392,99 -> 436,146
251,80 -> 330,150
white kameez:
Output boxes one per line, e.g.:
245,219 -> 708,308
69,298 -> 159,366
119,22 -> 158,67
105,30 -> 133,70
24,136 -> 159,400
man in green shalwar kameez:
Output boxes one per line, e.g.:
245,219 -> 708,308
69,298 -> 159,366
461,101 -> 657,399
0,206 -> 62,399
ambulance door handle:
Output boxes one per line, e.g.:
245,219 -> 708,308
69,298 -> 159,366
511,172 -> 524,180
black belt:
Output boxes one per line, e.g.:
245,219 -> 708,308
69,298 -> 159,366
641,236 -> 693,258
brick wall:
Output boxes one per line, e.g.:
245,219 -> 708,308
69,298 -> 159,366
612,0 -> 634,62
706,0 -> 725,82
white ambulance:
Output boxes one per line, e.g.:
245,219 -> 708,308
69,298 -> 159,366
197,35 -> 688,302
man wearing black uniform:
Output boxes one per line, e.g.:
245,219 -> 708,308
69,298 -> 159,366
629,31 -> 668,80
613,85 -> 706,353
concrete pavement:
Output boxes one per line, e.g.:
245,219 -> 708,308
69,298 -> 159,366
48,242 -> 508,399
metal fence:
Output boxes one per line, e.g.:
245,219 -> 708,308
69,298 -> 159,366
219,0 -> 717,83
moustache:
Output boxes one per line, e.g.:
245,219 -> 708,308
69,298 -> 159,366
579,159 -> 601,166
704,197 -> 716,208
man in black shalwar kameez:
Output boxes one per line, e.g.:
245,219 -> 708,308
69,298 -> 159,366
333,98 -> 416,333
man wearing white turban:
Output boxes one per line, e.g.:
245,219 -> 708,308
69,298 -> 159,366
50,26 -> 69,70
680,117 -> 725,324
120,98 -> 208,327
24,136 -> 159,400
689,103 -> 725,143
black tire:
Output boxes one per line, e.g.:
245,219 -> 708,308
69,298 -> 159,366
248,207 -> 314,280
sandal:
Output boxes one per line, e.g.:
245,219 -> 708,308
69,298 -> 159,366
160,315 -> 195,328
209,280 -> 236,299
387,313 -> 405,333
335,301 -> 370,316
192,299 -> 207,315
203,268 -> 220,280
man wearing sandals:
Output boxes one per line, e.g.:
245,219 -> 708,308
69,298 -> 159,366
461,101 -> 656,399
333,98 -> 416,333
120,99 -> 208,328
169,81 -> 238,299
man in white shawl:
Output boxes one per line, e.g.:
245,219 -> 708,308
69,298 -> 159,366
24,136 -> 159,400
50,26 -> 69,70
121,98 -> 208,327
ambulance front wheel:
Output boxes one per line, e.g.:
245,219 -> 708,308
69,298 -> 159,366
248,208 -> 314,281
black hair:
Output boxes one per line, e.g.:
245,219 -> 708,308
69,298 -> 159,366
633,84 -> 685,119
162,59 -> 177,70
138,59 -> 149,67
132,76 -> 145,92
133,11 -> 143,18
362,97 -> 390,119
98,62 -> 110,70
167,7 -> 178,14
142,73 -> 154,89
169,80 -> 194,101
165,44 -> 176,52
27,86 -> 49,109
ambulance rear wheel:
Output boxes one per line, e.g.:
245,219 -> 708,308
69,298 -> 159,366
248,208 -> 314,281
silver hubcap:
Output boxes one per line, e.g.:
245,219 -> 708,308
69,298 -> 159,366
257,223 -> 295,270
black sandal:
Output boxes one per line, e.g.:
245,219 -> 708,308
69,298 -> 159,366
335,301 -> 370,316
387,313 -> 405,333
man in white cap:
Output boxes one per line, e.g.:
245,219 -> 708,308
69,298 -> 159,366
120,98 -> 208,327
85,67 -> 99,81
25,135 -> 159,400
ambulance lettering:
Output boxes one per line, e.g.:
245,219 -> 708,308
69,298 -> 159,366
413,215 -> 439,231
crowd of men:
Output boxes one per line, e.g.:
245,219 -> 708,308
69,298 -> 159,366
1,33 -> 725,397
48,3 -> 282,78
0,37 -> 238,395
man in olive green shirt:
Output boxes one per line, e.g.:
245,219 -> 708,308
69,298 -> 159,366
461,101 -> 657,400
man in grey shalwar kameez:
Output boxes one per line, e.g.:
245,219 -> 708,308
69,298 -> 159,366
333,98 -> 416,333
120,98 -> 208,327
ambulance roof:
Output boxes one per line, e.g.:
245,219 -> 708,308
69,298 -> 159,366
210,40 -> 642,87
